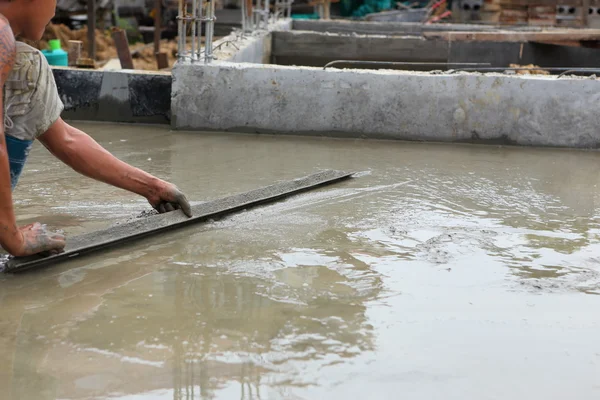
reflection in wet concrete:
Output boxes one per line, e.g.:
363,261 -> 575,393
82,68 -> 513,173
2,123 -> 600,399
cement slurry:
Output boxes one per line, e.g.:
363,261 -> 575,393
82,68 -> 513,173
5,170 -> 352,271
2,122 -> 600,399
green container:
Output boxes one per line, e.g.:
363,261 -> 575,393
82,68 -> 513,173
291,13 -> 320,19
41,39 -> 68,66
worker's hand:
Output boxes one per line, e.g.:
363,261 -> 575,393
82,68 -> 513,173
13,222 -> 66,257
147,181 -> 192,218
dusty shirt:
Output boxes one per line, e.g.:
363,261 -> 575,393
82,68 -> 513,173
3,41 -> 64,140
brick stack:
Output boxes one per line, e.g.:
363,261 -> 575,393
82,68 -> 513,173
481,0 -> 502,21
481,0 -> 587,26
528,4 -> 557,25
499,0 -> 529,24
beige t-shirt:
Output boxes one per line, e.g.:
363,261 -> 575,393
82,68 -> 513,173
3,41 -> 64,141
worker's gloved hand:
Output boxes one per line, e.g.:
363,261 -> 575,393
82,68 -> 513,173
147,181 -> 192,218
15,222 -> 66,257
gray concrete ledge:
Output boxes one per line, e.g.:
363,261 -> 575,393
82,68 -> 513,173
172,62 -> 600,148
212,19 -> 293,64
53,67 -> 172,124
291,19 -> 546,36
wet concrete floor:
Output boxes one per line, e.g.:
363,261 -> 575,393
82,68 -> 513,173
2,122 -> 600,399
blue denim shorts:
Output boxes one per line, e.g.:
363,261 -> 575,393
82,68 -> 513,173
6,135 -> 32,190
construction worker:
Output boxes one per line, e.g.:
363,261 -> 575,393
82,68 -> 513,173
0,0 -> 192,258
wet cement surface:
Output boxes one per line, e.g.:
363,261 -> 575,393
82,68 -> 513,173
2,122 -> 600,399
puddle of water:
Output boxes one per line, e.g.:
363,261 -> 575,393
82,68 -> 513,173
2,122 -> 600,399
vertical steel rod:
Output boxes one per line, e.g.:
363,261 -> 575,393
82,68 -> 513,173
191,0 -> 198,61
200,0 -> 206,60
264,0 -> 270,28
205,0 -> 214,63
241,0 -> 246,33
177,0 -> 185,60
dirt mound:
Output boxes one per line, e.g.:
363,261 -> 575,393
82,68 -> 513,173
23,23 -> 179,71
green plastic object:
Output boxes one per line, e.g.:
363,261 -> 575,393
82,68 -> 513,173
49,39 -> 61,51
351,0 -> 393,17
291,13 -> 320,19
41,39 -> 68,66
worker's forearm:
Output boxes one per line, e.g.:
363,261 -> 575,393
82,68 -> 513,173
47,123 -> 161,198
0,135 -> 22,254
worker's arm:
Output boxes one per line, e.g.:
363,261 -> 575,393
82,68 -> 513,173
0,22 -> 65,256
38,118 -> 192,217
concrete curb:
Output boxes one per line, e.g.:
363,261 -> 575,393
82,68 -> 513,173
53,67 -> 172,124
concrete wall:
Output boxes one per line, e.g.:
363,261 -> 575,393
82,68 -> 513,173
171,62 -> 600,148
272,31 -> 449,68
273,30 -> 600,69
53,67 -> 172,124
212,19 -> 293,64
291,19 -> 544,36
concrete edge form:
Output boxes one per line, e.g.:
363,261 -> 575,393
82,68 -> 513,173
171,62 -> 600,148
53,67 -> 172,124
211,19 -> 293,63
291,19 -> 546,35
4,169 -> 353,272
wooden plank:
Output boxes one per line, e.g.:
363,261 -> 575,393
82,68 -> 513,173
111,28 -> 134,69
87,0 -> 96,59
156,51 -> 169,69
423,29 -> 600,41
154,0 -> 162,54
3,170 -> 353,273
272,31 -> 449,62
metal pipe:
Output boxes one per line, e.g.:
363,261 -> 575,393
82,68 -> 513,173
323,60 -> 492,69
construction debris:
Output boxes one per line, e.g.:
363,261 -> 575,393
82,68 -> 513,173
23,23 -> 180,71
509,63 -> 551,74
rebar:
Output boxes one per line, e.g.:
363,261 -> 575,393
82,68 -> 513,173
449,67 -> 600,75
241,0 -> 247,33
196,0 -> 202,59
177,0 -> 291,61
205,0 -> 215,63
323,60 -> 493,69
191,0 -> 198,61
177,0 -> 185,60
